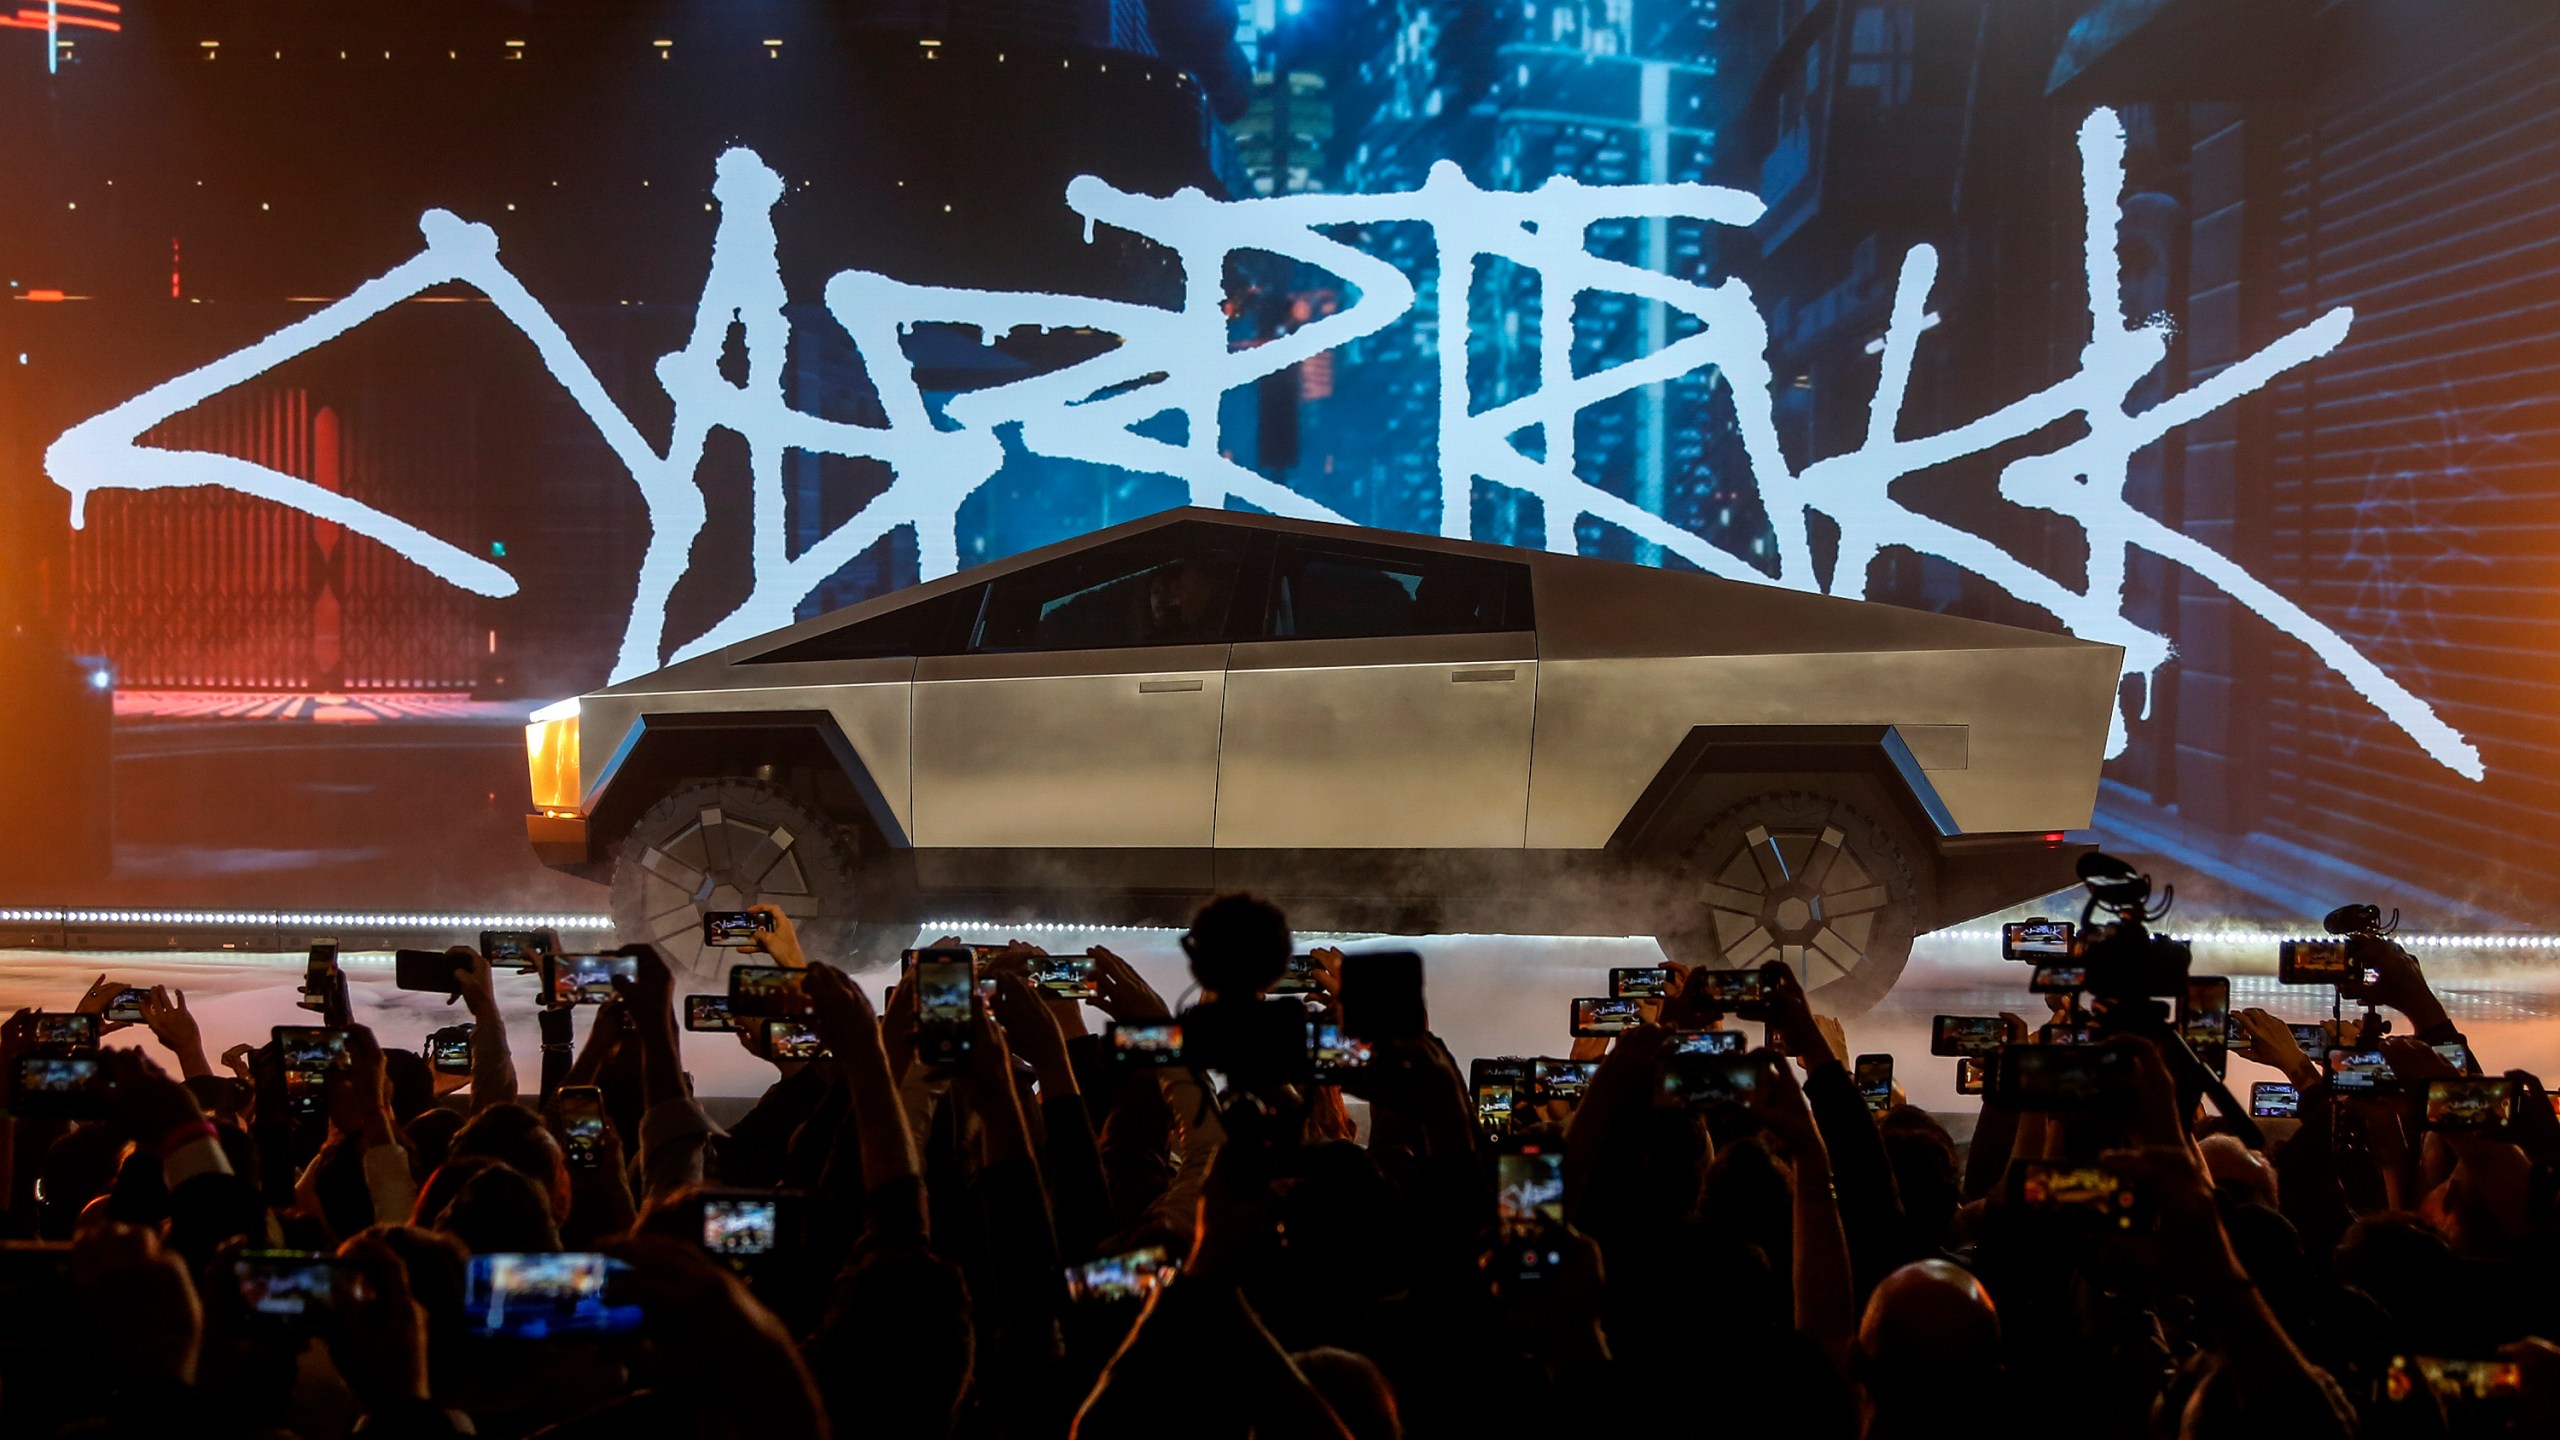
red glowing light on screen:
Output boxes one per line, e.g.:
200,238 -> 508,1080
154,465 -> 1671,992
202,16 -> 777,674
2043,832 -> 2066,844
9,5 -> 123,31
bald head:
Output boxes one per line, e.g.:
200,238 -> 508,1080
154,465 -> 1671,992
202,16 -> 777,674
2200,1134 -> 2278,1210
1858,1259 -> 2000,1397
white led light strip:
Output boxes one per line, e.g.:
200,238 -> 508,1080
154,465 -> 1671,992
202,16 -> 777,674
0,909 -> 612,929
0,913 -> 2543,950
943,922 -> 2560,949
1933,927 -> 2560,949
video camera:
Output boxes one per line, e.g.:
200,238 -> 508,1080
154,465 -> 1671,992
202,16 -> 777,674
2068,852 -> 2192,1020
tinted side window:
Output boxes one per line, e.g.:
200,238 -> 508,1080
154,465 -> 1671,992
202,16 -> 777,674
1267,541 -> 1532,640
970,523 -> 1246,652
744,587 -> 979,665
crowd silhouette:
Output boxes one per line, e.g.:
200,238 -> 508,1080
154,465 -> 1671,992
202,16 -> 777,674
0,890 -> 2553,1438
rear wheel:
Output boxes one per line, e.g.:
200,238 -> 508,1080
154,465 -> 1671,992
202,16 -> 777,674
609,777 -> 908,982
1659,789 -> 1919,1015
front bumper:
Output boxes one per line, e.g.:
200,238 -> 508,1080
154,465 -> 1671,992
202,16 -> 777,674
526,812 -> 591,867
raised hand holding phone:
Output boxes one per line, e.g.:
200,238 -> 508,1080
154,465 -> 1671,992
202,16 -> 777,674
452,947 -> 502,1017
74,974 -> 132,1032
801,961 -> 881,1058
1087,944 -> 1171,1024
1757,961 -> 1838,1070
139,985 -> 211,1080
2229,1007 -> 2321,1088
985,968 -> 1075,1088
2345,933 -> 2448,1031
742,904 -> 806,968
329,1025 -> 397,1148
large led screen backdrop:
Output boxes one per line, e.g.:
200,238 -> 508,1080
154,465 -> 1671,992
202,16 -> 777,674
0,0 -> 2554,929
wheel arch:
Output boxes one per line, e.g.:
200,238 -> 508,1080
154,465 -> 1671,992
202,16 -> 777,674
1610,726 -> 1954,849
587,710 -> 906,860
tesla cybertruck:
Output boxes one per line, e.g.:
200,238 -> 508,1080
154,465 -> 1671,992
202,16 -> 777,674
525,509 -> 2118,1010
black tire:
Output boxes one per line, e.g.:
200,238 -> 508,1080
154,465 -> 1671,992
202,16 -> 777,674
609,777 -> 909,982
1659,789 -> 1920,1016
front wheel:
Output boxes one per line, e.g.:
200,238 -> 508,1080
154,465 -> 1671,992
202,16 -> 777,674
609,777 -> 909,982
1657,789 -> 1920,1016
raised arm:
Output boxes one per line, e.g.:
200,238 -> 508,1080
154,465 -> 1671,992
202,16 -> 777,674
1073,1141 -> 1355,1440
139,986 -> 212,1082
450,949 -> 520,1110
619,945 -> 716,1203
1750,1049 -> 1854,1370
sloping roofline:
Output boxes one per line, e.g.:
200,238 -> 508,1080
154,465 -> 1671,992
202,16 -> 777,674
610,504 -> 2099,690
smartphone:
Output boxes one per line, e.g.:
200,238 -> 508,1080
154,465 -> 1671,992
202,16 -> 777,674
2420,1077 -> 2515,1132
684,995 -> 739,1033
764,1017 -> 828,1062
726,964 -> 810,1017
462,1253 -> 641,1340
1992,1045 -> 2130,1109
2277,938 -> 2353,985
553,1086 -> 608,1168
701,910 -> 775,949
103,987 -> 149,1024
1470,1057 -> 1531,1134
395,948 -> 472,994
20,1012 -> 98,1054
2431,1040 -> 2476,1074
1105,1021 -> 1185,1066
1269,952 -> 1323,996
1956,1057 -> 1988,1096
298,942 -> 341,1014
2289,1022 -> 2327,1052
1496,1145 -> 1566,1228
2000,920 -> 2075,961
232,1252 -> 355,1329
9,1054 -> 104,1119
2251,1081 -> 2300,1119
1693,968 -> 1769,1016
2028,963 -> 2089,994
274,1026 -> 349,1116
2010,1160 -> 2150,1232
1031,952 -> 1099,1000
480,929 -> 553,971
696,1191 -> 794,1260
1529,1057 -> 1598,1105
1308,1020 -> 1373,1083
425,1024 -> 474,1076
546,953 -> 638,1007
2381,1355 -> 2524,1407
2180,977 -> 2232,1053
1929,1015 -> 2005,1057
1854,1054 -> 1894,1114
1610,967 -> 1675,1000
1569,996 -> 1644,1039
1662,1052 -> 1762,1109
2035,1021 -> 2094,1046
1672,1029 -> 1744,1056
2328,1048 -> 2394,1093
1339,951 -> 1426,1043
913,957 -> 975,1069
1064,1245 -> 1180,1304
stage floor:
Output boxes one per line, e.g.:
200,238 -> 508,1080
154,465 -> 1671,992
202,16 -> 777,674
5,931 -> 2556,1110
